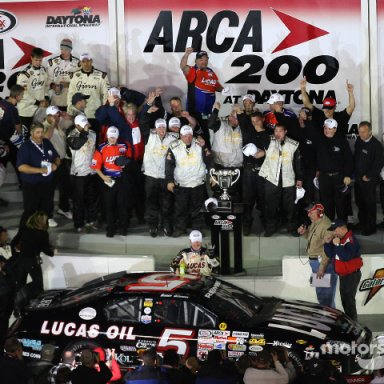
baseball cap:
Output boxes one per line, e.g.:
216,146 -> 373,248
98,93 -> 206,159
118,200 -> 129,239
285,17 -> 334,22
80,53 -> 92,61
322,97 -> 337,109
328,219 -> 347,231
106,126 -> 119,138
324,118 -> 338,129
305,202 -> 325,214
169,117 -> 181,127
108,87 -> 121,99
196,51 -> 209,59
155,118 -> 167,129
74,114 -> 89,129
242,143 -> 258,157
60,38 -> 72,51
267,93 -> 284,104
242,94 -> 255,103
72,92 -> 90,105
189,230 -> 203,242
180,125 -> 193,136
46,106 -> 60,116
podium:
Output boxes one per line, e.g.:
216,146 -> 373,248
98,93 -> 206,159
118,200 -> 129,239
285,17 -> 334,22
205,203 -> 244,275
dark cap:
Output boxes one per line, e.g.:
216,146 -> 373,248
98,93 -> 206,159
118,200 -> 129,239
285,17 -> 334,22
328,219 -> 347,231
196,51 -> 209,59
72,92 -> 90,105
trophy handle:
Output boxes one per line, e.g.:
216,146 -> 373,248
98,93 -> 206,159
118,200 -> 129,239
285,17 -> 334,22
210,168 -> 219,186
231,169 -> 241,186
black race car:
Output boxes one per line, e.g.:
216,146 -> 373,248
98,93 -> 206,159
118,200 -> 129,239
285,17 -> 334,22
10,271 -> 371,374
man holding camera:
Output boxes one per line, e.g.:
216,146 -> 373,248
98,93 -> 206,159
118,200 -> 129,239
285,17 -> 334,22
71,349 -> 112,384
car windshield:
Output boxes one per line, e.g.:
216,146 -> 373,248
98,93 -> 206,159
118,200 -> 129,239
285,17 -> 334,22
202,279 -> 263,326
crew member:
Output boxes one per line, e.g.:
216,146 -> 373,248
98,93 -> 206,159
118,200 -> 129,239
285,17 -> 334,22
17,47 -> 49,133
171,230 -> 219,276
91,126 -> 131,237
259,124 -> 303,237
70,92 -> 89,118
297,202 -> 337,308
300,77 -> 355,136
165,125 -> 211,237
167,96 -> 197,130
316,119 -> 353,221
324,219 -> 363,321
354,121 -> 383,236
46,38 -> 80,111
143,118 -> 177,237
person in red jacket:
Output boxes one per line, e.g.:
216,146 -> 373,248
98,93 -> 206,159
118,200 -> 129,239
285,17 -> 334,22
323,219 -> 363,320
91,126 -> 132,237
93,348 -> 121,383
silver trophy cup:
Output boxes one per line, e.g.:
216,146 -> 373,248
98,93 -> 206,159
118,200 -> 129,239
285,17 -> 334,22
210,168 -> 240,210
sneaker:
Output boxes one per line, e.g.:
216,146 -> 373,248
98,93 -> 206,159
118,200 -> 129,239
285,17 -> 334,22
149,227 -> 158,238
163,227 -> 172,237
57,209 -> 73,220
86,222 -> 98,230
48,218 -> 58,228
118,227 -> 128,236
76,227 -> 85,233
106,231 -> 114,238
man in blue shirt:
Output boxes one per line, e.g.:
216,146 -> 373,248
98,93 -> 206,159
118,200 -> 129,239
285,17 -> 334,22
17,122 -> 60,227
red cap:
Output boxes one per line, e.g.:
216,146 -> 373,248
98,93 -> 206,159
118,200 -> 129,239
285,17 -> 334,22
306,203 -> 325,214
322,97 -> 337,109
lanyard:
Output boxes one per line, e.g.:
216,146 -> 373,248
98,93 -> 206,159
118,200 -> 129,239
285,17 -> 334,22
30,138 -> 45,156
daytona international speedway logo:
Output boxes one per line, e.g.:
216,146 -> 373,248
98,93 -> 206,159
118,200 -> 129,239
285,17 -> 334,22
46,6 -> 101,28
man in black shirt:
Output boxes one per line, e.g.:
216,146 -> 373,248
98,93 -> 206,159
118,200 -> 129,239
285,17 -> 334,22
237,110 -> 270,235
300,77 -> 355,136
316,119 -> 353,221
354,121 -> 384,235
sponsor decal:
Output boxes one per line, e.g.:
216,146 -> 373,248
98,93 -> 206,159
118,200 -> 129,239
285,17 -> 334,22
136,339 -> 157,349
359,268 -> 384,305
0,11 -> 17,34
197,349 -> 209,360
219,322 -> 227,331
198,343 -> 214,351
251,333 -> 265,338
115,353 -> 136,365
40,321 -> 135,340
141,315 -> 152,324
214,343 -> 227,350
213,330 -> 230,336
296,339 -> 308,345
198,330 -> 212,337
227,215 -> 236,220
228,344 -> 247,351
249,338 -> 266,346
144,307 -> 152,315
213,219 -> 233,230
249,345 -> 263,352
46,6 -> 101,28
205,281 -> 222,299
271,341 -> 292,348
36,298 -> 53,308
232,331 -> 249,338
20,338 -> 42,351
214,336 -> 228,343
79,307 -> 97,320
227,337 -> 238,343
305,345 -> 315,352
120,345 -> 137,352
228,351 -> 244,358
22,351 -> 41,359
144,299 -> 153,307
211,214 -> 220,220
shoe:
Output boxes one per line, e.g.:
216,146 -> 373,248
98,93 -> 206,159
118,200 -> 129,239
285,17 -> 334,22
172,229 -> 184,238
149,227 -> 158,238
118,228 -> 128,236
48,218 -> 58,228
86,222 -> 98,230
264,230 -> 275,237
163,227 -> 172,237
106,231 -> 114,238
76,227 -> 84,233
57,209 -> 73,220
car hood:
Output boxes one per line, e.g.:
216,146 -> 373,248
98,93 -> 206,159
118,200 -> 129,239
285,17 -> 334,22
261,298 -> 369,344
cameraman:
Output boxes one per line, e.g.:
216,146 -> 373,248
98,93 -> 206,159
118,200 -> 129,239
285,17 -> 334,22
71,349 -> 112,384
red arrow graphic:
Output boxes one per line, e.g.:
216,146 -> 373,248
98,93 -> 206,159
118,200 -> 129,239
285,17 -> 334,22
12,38 -> 52,69
272,9 -> 329,53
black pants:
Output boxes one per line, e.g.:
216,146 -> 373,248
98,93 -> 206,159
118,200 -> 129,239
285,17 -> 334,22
0,292 -> 14,351
339,270 -> 361,321
103,177 -> 129,233
71,174 -> 99,229
0,142 -> 20,184
319,173 -> 346,221
15,257 -> 44,291
20,181 -> 54,227
264,179 -> 296,232
145,176 -> 173,230
126,161 -> 145,222
173,184 -> 205,232
242,167 -> 265,228
355,179 -> 378,233
53,159 -> 72,213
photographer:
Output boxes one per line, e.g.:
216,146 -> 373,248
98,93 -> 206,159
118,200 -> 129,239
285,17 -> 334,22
71,349 -> 112,384
243,349 -> 289,384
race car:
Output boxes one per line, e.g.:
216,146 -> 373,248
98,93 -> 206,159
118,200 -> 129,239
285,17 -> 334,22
10,271 -> 371,375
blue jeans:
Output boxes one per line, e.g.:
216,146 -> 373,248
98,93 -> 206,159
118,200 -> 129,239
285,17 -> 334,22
309,258 -> 338,308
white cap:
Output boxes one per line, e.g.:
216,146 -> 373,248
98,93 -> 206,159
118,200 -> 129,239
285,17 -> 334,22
324,118 -> 338,129
313,177 -> 320,190
155,118 -> 167,129
242,94 -> 255,103
80,53 -> 92,61
108,87 -> 121,98
295,187 -> 306,204
46,105 -> 60,116
74,114 -> 89,129
180,125 -> 193,136
242,143 -> 258,157
204,197 -> 218,210
267,93 -> 284,104
169,117 -> 181,127
106,126 -> 119,138
189,230 -> 203,243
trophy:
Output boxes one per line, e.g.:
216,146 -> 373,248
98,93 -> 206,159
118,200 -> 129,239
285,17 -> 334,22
209,168 -> 240,211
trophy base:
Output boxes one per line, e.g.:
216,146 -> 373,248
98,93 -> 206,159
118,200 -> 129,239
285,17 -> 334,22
217,200 -> 232,212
